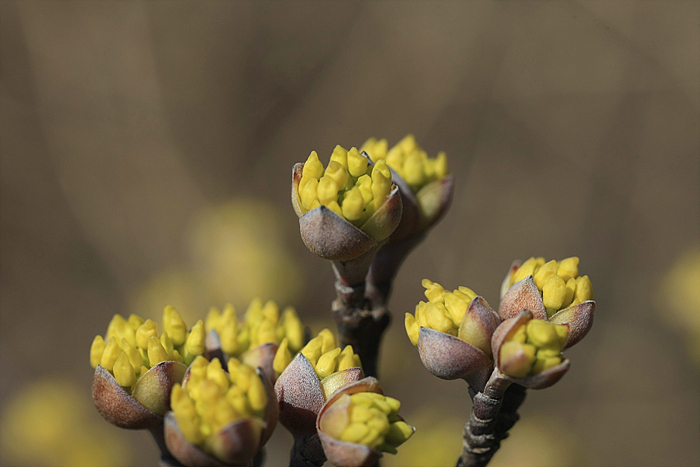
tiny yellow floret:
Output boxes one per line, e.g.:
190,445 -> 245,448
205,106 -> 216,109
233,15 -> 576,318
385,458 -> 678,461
147,336 -> 169,367
90,335 -> 106,369
113,352 -> 136,387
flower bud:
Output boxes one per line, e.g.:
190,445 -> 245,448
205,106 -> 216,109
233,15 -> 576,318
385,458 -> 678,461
292,148 -> 403,267
492,311 -> 570,389
113,352 -> 136,387
273,338 -> 292,374
317,378 -> 415,467
499,258 -> 595,348
165,360 -> 277,467
90,335 -> 106,369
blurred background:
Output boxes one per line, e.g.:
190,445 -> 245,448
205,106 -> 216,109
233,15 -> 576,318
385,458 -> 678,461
1,1 -> 698,466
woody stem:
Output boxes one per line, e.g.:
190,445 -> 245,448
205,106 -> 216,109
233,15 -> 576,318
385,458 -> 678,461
289,434 -> 326,467
332,280 -> 390,378
456,372 -> 526,467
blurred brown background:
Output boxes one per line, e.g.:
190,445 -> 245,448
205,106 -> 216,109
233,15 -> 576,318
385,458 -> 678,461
1,1 -> 698,466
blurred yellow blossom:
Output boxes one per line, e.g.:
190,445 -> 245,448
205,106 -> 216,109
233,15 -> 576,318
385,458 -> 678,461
0,379 -> 130,467
130,199 -> 303,323
658,244 -> 700,364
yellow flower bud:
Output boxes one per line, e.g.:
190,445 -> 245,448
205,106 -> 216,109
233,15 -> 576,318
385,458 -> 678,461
337,345 -> 357,371
422,278 -> 445,303
533,260 -> 559,290
147,335 -> 169,367
355,174 -> 373,204
325,161 -> 349,190
219,302 -> 234,323
425,302 -> 453,334
225,385 -> 249,415
370,164 -> 391,203
512,257 -> 539,285
205,307 -> 221,333
386,145 -> 404,172
499,341 -> 536,378
171,349 -> 185,364
330,145 -> 349,170
160,331 -> 174,357
563,277 -> 577,308
171,384 -> 194,414
273,338 -> 292,374
386,421 -> 414,446
362,138 -> 388,162
300,177 -> 319,211
352,354 -> 362,369
316,348 -> 342,378
100,337 -> 121,372
317,176 -> 340,206
405,313 -> 420,346
325,200 -> 342,216
555,324 -> 568,348
457,286 -> 477,300
434,151 -> 449,178
444,292 -> 468,326
525,320 -> 561,350
557,257 -> 579,282
532,355 -> 562,374
341,423 -> 370,443
402,151 -> 425,187
135,319 -> 158,350
542,275 -> 567,315
341,187 -> 364,222
360,137 -> 377,156
318,328 -> 336,354
127,314 -> 144,331
113,352 -> 136,387
108,314 -> 137,348
121,338 -> 145,370
255,318 -> 278,347
574,275 -> 593,304
303,151 -> 324,179
163,306 -> 187,346
347,147 -> 369,177
247,373 -> 267,413
212,399 -> 240,432
207,358 -> 230,392
185,320 -> 205,359
511,325 -> 527,344
300,337 -> 323,366
397,134 -> 416,154
282,307 -> 305,352
415,301 -> 428,328
90,335 -> 106,369
372,159 -> 392,181
220,313 -> 239,355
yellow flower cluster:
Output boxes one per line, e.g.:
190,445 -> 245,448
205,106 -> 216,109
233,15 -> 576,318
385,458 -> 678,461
283,328 -> 362,378
405,279 -> 479,346
325,392 -> 414,454
171,356 -> 268,446
90,307 -> 205,388
297,147 -> 393,226
205,299 -> 305,357
361,135 -> 449,193
500,320 -> 568,378
509,257 -> 592,317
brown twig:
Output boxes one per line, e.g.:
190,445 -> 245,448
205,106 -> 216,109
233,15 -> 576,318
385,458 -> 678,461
332,280 -> 391,378
289,434 -> 326,467
456,372 -> 526,467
